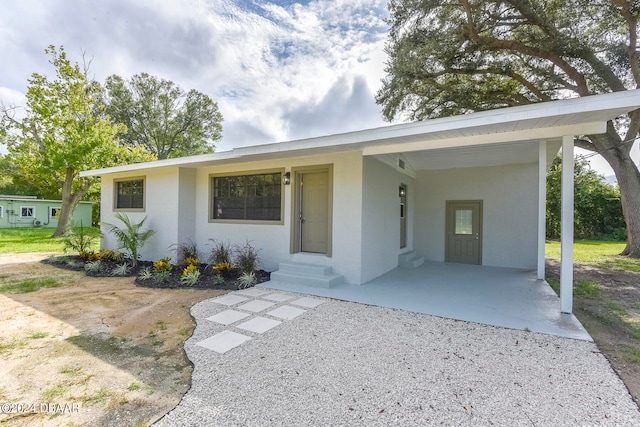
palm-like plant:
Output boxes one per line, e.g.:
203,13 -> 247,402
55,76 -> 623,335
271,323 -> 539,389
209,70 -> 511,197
104,213 -> 155,266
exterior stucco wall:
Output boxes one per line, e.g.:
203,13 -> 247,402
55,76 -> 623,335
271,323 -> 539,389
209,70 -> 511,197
360,157 -> 415,283
192,151 -> 364,284
100,168 -> 181,262
414,163 -> 538,269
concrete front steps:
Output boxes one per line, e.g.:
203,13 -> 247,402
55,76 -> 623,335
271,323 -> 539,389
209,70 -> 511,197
398,251 -> 424,268
270,261 -> 344,288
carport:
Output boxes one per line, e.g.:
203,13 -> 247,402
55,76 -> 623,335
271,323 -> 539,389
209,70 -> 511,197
262,262 -> 590,340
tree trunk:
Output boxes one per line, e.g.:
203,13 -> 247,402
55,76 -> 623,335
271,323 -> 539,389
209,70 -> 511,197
593,137 -> 640,257
52,168 -> 87,237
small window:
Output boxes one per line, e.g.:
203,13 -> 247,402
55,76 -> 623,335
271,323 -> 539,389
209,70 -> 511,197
21,206 -> 35,218
212,172 -> 282,221
0,206 -> 3,218
455,209 -> 473,235
115,178 -> 145,210
51,207 -> 61,218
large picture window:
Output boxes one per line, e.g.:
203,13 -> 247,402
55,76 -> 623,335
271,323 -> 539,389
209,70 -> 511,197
115,178 -> 145,210
212,172 -> 282,221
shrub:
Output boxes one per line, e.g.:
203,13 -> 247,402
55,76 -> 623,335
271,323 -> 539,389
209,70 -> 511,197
104,213 -> 156,266
213,261 -> 233,277
111,262 -> 131,276
209,240 -> 232,265
174,240 -> 199,263
184,257 -> 200,267
138,266 -> 153,280
234,241 -> 261,274
237,271 -> 256,289
180,264 -> 200,286
213,274 -> 224,285
63,223 -> 97,254
85,260 -> 103,274
79,250 -> 96,262
153,270 -> 171,283
153,257 -> 172,273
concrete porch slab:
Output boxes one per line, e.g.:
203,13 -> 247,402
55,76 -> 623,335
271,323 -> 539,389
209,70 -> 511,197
262,261 -> 591,341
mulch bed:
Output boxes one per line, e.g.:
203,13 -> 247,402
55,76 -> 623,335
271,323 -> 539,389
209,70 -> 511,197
43,255 -> 270,291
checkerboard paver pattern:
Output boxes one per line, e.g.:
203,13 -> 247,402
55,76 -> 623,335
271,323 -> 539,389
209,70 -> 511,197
195,288 -> 325,354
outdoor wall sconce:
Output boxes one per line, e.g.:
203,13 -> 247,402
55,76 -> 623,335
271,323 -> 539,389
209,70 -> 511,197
283,171 -> 291,185
399,186 -> 406,197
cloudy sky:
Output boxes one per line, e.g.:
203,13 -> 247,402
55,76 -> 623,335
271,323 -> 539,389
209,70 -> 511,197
0,0 -> 390,152
0,0 -> 629,177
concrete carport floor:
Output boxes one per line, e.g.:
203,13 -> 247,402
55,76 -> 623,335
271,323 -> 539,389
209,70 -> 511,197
263,261 -> 590,341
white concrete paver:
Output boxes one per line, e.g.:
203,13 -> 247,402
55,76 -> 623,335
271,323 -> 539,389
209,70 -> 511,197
236,287 -> 272,297
236,299 -> 276,313
196,288 -> 323,355
211,294 -> 249,306
236,316 -> 282,334
267,305 -> 306,320
196,330 -> 251,354
206,310 -> 250,325
262,292 -> 295,302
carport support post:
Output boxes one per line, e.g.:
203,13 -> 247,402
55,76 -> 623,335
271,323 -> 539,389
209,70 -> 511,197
560,136 -> 574,314
537,141 -> 546,280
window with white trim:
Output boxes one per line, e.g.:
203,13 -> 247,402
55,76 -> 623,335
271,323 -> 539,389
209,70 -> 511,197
212,172 -> 282,221
21,206 -> 35,218
0,206 -> 3,218
51,207 -> 61,218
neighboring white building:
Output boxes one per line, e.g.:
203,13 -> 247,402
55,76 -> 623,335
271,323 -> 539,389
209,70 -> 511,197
82,91 -> 640,313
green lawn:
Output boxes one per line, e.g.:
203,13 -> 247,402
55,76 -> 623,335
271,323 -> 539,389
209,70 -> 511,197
546,240 -> 640,273
0,227 -> 100,254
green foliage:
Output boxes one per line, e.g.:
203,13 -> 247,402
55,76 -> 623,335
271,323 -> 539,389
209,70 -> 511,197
153,269 -> 171,284
0,46 -> 154,237
180,264 -> 200,286
237,271 -> 256,289
234,241 -> 261,274
378,0 -> 637,121
153,257 -> 172,273
209,239 -> 232,265
377,0 -> 640,257
111,262 -> 132,276
85,260 -> 103,274
0,227 -> 100,253
103,73 -> 223,159
213,261 -> 233,278
174,240 -> 199,264
63,223 -> 98,254
138,266 -> 153,280
574,280 -> 602,299
0,277 -> 61,294
546,156 -> 625,240
546,241 -> 640,273
184,257 -> 199,267
105,213 -> 156,266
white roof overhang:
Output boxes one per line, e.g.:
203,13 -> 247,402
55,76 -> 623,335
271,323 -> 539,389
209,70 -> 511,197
81,90 -> 640,177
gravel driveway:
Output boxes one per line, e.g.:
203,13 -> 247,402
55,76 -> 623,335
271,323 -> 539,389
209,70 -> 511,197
155,287 -> 640,426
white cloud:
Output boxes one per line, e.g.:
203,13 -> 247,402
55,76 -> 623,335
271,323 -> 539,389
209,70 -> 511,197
0,0 -> 390,152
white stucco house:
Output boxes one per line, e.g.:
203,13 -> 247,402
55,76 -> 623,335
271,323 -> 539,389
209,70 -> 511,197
81,91 -> 640,314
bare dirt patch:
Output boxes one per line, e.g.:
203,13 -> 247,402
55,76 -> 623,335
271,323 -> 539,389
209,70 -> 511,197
0,253 -> 226,426
547,260 -> 640,405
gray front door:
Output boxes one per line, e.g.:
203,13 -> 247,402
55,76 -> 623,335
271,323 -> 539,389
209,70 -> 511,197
446,201 -> 482,265
300,171 -> 329,253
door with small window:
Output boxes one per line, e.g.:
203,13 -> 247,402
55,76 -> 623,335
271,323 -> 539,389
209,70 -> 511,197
446,201 -> 482,265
